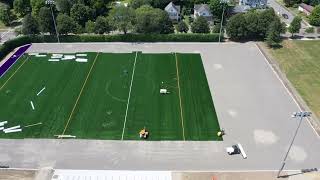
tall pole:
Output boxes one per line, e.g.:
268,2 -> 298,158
46,0 -> 60,43
219,2 -> 226,43
277,111 -> 311,178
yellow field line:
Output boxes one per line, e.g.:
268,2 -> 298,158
0,56 -> 29,91
175,53 -> 185,141
62,52 -> 100,135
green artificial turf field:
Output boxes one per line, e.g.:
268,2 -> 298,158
0,52 -> 221,140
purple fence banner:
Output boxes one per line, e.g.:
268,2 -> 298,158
0,44 -> 31,78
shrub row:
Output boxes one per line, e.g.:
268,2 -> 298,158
0,33 -> 221,61
38,33 -> 221,42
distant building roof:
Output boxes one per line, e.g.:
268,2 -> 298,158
194,4 -> 211,13
299,3 -> 314,12
165,2 -> 181,13
232,5 -> 251,13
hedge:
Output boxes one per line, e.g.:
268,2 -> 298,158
0,33 -> 221,61
38,33 -> 221,42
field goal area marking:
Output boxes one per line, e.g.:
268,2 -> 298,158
62,52 -> 100,135
121,52 -> 138,140
0,56 -> 29,91
175,53 -> 186,141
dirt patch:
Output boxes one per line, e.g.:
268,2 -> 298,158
0,169 -> 53,180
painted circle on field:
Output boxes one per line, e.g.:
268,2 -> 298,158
105,75 -> 156,103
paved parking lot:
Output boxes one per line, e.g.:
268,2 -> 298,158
0,42 -> 319,171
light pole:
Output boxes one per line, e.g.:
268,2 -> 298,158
45,0 -> 60,43
218,0 -> 228,43
277,111 -> 312,178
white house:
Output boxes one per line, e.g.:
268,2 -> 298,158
165,2 -> 181,21
194,4 -> 213,21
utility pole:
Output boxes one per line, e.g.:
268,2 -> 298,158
45,0 -> 60,43
219,0 -> 228,43
277,111 -> 312,178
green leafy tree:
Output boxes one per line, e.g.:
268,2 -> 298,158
176,20 -> 189,33
22,14 -> 39,34
309,5 -> 320,26
57,13 -> 77,34
158,11 -> 174,34
85,20 -> 95,33
13,0 -> 31,17
38,7 -> 55,34
94,16 -> 111,34
244,11 -> 259,38
212,24 -> 221,33
257,8 -> 277,37
70,3 -> 93,27
109,6 -> 135,34
151,0 -> 171,9
191,16 -> 210,33
88,0 -> 110,16
226,13 -> 247,40
266,18 -> 285,47
0,6 -> 13,26
129,0 -> 151,9
30,0 -> 45,15
135,5 -> 173,34
288,16 -> 301,36
56,0 -> 71,14
209,0 -> 228,20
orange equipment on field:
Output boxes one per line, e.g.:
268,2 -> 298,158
139,128 -> 149,139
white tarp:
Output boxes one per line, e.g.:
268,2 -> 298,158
76,54 -> 87,57
4,129 -> 22,133
75,58 -> 88,62
48,59 -> 60,62
4,125 -> 20,131
28,53 -> 39,56
35,54 -> 47,57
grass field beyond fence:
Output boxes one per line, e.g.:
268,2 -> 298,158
0,52 -> 221,141
266,40 -> 320,118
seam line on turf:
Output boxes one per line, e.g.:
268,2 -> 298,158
0,56 -> 29,91
121,51 -> 138,140
62,52 -> 100,135
175,53 -> 186,141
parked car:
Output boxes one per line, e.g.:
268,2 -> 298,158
282,13 -> 289,19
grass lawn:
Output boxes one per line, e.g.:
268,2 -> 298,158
265,40 -> 320,118
0,52 -> 221,140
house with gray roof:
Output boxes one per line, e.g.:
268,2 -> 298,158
194,4 -> 213,21
239,0 -> 267,8
165,2 -> 181,21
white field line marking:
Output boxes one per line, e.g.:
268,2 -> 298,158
121,52 -> 138,140
255,43 -> 319,137
37,87 -> 46,96
175,53 -> 186,141
30,101 -> 35,110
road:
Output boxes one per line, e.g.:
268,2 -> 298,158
0,42 -> 319,171
0,29 -> 16,43
267,0 -> 308,29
